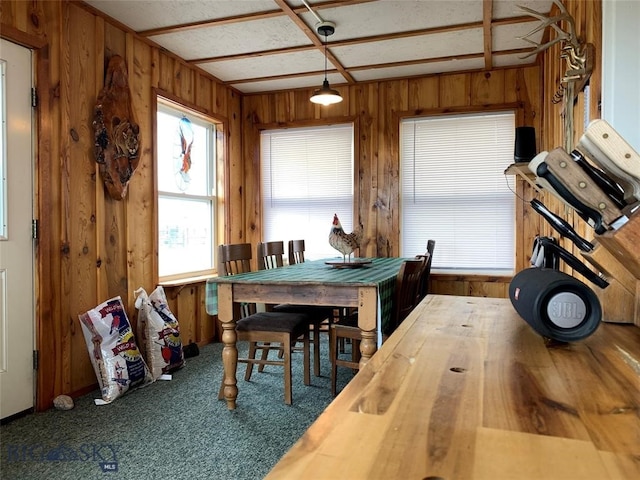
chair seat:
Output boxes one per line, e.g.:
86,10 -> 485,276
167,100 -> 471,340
236,311 -> 310,335
273,304 -> 333,321
273,303 -> 334,378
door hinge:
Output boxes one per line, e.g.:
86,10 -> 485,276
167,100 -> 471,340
31,87 -> 38,108
33,350 -> 39,371
32,219 -> 38,240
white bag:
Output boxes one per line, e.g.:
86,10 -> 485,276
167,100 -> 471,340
134,286 -> 185,380
79,296 -> 153,405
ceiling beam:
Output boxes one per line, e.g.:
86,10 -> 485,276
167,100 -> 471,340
483,0 -> 494,70
224,47 -> 536,85
273,0 -> 355,84
137,0 -> 377,37
189,15 -> 539,65
190,20 -> 485,64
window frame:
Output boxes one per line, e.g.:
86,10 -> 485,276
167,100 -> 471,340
153,93 -> 223,282
258,120 -> 358,260
398,108 -> 518,275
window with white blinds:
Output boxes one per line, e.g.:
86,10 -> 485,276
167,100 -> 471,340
261,124 -> 354,260
400,112 -> 516,273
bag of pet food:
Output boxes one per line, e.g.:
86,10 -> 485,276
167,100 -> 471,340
79,296 -> 153,405
134,286 -> 185,380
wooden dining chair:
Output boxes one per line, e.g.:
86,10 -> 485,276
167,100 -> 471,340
217,242 -> 310,405
329,258 -> 426,396
288,239 -> 307,265
394,255 -> 429,331
258,240 -> 332,377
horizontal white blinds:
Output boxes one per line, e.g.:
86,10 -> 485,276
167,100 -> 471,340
261,124 -> 354,260
400,112 -> 516,272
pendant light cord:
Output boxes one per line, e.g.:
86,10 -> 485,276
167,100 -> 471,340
324,34 -> 328,81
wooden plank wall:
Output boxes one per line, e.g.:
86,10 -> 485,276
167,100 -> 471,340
1,0 -> 602,410
1,0 -> 239,409
242,68 -> 543,297
538,0 -> 603,262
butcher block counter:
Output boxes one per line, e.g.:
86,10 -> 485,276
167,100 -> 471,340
265,295 -> 640,480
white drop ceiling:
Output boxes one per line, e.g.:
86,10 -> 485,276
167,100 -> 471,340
83,0 -> 554,95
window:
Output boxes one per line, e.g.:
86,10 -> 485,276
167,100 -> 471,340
400,112 -> 515,273
156,100 -> 218,279
261,124 -> 354,260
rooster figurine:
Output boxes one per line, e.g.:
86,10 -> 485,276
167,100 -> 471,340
329,214 -> 362,262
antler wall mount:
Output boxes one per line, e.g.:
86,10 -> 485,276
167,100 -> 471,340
517,0 -> 594,150
518,0 -> 594,95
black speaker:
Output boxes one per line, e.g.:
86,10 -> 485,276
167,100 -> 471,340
514,126 -> 537,162
509,268 -> 601,342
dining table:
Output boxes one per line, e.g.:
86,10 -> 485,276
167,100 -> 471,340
206,257 -> 408,410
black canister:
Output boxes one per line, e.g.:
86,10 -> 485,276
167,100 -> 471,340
514,126 -> 537,162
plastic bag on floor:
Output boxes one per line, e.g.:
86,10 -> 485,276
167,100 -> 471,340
79,296 -> 153,405
134,286 -> 185,380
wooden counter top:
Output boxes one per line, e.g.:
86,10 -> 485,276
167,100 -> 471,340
265,295 -> 640,480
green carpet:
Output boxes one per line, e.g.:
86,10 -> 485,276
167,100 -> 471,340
0,338 -> 355,480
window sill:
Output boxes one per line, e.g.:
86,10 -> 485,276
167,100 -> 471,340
430,271 -> 513,282
158,274 -> 217,288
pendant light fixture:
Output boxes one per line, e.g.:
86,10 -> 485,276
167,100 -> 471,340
310,21 -> 342,106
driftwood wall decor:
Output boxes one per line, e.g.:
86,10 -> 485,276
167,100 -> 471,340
93,55 -> 141,200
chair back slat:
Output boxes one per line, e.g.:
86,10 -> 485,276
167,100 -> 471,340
257,241 -> 285,270
288,239 -> 306,265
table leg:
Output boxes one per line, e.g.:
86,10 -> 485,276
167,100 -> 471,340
357,286 -> 378,367
218,284 -> 238,410
359,330 -> 377,368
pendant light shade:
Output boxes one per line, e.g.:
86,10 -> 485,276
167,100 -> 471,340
310,21 -> 342,106
310,80 -> 342,105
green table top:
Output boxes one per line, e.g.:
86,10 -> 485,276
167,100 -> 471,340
209,257 -> 407,286
206,257 -> 409,335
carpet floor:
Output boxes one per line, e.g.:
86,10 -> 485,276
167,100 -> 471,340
0,337 -> 356,480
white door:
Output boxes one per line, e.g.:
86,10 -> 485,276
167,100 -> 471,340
0,39 -> 35,420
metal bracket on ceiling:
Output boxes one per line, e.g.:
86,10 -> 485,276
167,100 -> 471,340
316,21 -> 335,38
